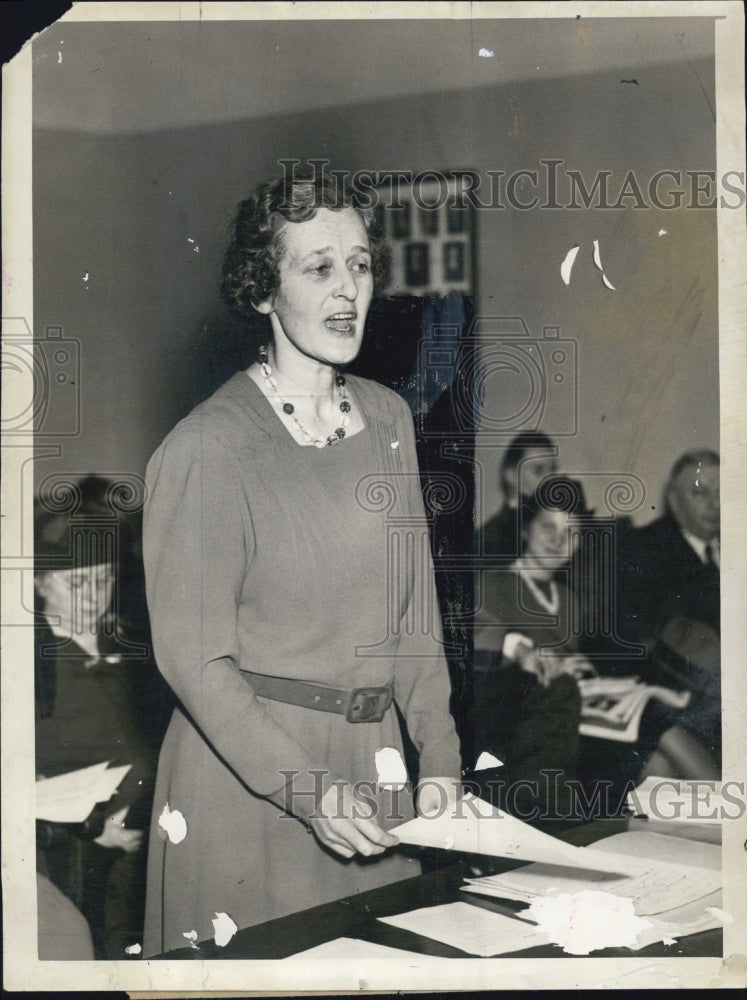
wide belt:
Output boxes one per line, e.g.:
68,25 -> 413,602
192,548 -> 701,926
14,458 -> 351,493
242,670 -> 394,723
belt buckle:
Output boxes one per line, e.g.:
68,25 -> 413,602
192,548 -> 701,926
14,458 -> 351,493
346,685 -> 393,723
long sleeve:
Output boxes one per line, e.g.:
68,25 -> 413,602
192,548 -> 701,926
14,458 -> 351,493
388,397 -> 462,781
143,423 -> 341,817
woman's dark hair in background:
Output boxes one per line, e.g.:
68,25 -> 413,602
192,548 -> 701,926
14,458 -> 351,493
520,474 -> 593,529
500,429 -> 555,477
221,168 -> 389,319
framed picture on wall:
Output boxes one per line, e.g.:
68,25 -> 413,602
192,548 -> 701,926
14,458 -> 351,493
375,171 -> 477,298
443,242 -> 465,282
404,242 -> 429,287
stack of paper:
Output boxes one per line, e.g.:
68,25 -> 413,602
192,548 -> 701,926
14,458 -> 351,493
628,889 -> 728,950
578,676 -> 690,742
378,831 -> 723,957
36,761 -> 131,822
461,830 -> 721,916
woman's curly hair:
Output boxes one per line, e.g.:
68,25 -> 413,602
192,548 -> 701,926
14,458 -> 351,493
221,169 -> 389,318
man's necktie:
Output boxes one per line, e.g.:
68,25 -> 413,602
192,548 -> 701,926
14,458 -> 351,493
705,539 -> 720,568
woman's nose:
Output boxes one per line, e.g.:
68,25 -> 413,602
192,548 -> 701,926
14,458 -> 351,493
548,531 -> 565,551
335,265 -> 358,300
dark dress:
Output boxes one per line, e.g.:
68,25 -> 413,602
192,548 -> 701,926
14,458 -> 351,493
35,624 -> 158,958
470,567 -> 582,819
141,372 -> 461,956
470,566 -> 674,819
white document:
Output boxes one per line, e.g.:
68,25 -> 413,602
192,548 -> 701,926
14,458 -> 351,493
379,901 -> 548,957
462,831 -> 721,916
391,793 -> 640,874
36,761 -> 132,822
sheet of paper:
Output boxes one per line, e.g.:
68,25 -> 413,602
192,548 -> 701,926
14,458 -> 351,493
629,889 -> 725,950
462,831 -> 721,916
35,761 -> 132,822
391,793 -> 640,874
591,830 -> 721,869
284,937 -> 443,961
379,901 -> 549,957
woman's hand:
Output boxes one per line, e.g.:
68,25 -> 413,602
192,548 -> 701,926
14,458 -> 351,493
416,776 -> 462,817
515,646 -> 558,686
516,648 -> 596,687
93,805 -> 144,853
307,782 -> 398,859
561,654 -> 598,680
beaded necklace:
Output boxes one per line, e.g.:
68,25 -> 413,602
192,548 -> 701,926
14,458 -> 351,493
512,558 -> 560,614
257,345 -> 351,448
520,571 -> 559,615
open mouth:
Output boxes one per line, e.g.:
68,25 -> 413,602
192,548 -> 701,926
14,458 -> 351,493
325,312 -> 357,334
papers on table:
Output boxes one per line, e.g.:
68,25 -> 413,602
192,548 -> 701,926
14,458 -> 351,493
291,825 -> 724,960
461,830 -> 721,916
627,776 -> 726,824
391,793 -> 640,874
36,761 -> 131,822
629,889 -> 726,950
376,831 -> 723,958
379,901 -> 547,957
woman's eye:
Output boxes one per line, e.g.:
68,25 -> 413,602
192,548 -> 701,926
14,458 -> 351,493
352,260 -> 370,274
311,263 -> 331,275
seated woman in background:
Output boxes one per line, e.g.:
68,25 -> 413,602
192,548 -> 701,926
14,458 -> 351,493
35,493 -> 162,958
470,476 -> 718,822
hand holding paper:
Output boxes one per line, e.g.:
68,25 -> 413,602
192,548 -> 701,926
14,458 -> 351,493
35,761 -> 132,823
307,781 -> 398,859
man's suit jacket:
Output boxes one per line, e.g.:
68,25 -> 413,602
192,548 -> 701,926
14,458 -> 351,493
615,512 -> 720,647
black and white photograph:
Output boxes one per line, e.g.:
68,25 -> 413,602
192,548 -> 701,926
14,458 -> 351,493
2,1 -> 746,993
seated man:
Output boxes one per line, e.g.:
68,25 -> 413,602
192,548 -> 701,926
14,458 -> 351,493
475,431 -> 558,560
614,449 -> 721,762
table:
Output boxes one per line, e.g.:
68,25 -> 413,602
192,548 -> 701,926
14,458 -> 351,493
156,817 -> 722,960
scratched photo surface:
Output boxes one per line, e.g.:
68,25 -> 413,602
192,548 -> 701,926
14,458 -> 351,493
2,2 -> 745,993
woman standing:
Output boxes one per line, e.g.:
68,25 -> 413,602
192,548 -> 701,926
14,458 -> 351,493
142,171 -> 461,955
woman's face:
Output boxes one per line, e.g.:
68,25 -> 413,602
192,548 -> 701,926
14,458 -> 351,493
522,508 -> 578,573
257,207 -> 374,369
35,562 -> 114,635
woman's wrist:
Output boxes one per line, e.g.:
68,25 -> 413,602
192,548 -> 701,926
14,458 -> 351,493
416,776 -> 462,816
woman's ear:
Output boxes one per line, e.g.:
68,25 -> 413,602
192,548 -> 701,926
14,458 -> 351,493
253,297 -> 274,316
